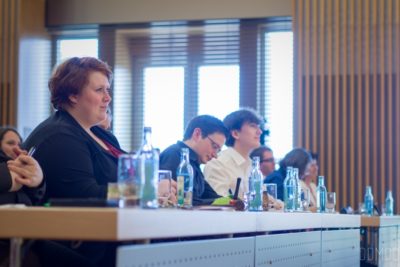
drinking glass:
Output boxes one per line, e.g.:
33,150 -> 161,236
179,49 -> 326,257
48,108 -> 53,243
301,188 -> 310,211
326,192 -> 336,213
158,170 -> 172,208
107,182 -> 119,206
118,153 -> 141,208
264,183 -> 277,209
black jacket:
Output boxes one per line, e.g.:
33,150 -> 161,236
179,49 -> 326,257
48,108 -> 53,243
0,151 -> 35,205
159,141 -> 220,205
23,110 -> 124,203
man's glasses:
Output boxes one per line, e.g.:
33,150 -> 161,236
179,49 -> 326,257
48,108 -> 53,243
207,136 -> 222,153
260,158 -> 274,163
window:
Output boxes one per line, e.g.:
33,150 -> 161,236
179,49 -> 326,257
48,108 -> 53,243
144,67 -> 184,150
17,37 -> 98,139
114,21 -> 241,151
17,39 -> 51,138
263,30 -> 293,160
108,19 -> 293,154
198,65 -> 239,120
56,38 -> 98,63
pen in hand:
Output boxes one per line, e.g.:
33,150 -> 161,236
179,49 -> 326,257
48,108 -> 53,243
28,146 -> 36,157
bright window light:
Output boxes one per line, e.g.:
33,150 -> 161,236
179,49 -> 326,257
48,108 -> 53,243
144,67 -> 185,151
264,32 -> 293,161
57,39 -> 98,63
198,65 -> 239,120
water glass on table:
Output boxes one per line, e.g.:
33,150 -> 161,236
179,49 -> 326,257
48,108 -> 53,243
158,170 -> 173,208
118,153 -> 141,208
326,192 -> 336,213
301,188 -> 310,211
264,183 -> 277,210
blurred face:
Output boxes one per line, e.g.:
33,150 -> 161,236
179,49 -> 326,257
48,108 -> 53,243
196,132 -> 226,164
98,111 -> 112,130
303,159 -> 318,181
1,131 -> 21,159
69,71 -> 111,128
233,122 -> 262,151
260,150 -> 275,177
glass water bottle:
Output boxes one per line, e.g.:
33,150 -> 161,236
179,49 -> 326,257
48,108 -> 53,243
139,127 -> 159,209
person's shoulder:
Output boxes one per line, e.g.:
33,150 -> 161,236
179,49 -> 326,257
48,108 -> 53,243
160,142 -> 181,157
204,154 -> 225,171
207,148 -> 232,166
31,111 -> 79,135
24,112 -> 86,149
0,151 -> 10,163
91,126 -> 122,149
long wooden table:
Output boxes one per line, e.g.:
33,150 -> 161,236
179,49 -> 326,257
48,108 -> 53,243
0,206 -> 361,267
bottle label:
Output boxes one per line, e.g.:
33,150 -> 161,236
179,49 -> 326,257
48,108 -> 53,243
177,175 -> 184,206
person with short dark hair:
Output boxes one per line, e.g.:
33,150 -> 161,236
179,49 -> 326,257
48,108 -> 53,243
0,147 -> 44,205
204,108 -> 263,198
159,115 -> 229,205
0,128 -> 44,205
250,146 -> 275,177
0,127 -> 22,159
265,148 -> 312,201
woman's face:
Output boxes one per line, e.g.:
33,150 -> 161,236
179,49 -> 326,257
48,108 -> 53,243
1,130 -> 21,159
303,159 -> 318,181
69,71 -> 111,128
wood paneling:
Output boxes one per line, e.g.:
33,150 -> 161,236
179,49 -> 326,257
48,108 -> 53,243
0,0 -> 18,125
293,0 -> 400,213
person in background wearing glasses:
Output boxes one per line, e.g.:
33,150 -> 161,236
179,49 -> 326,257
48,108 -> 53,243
250,146 -> 275,178
204,108 -> 263,198
159,115 -> 229,205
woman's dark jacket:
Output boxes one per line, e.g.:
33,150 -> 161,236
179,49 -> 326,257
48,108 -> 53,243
23,110 -> 124,204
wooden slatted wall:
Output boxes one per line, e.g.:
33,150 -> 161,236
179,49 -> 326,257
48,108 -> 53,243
293,0 -> 400,212
0,0 -> 18,126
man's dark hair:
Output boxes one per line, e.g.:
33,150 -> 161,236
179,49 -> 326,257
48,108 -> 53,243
309,151 -> 319,161
183,115 -> 229,141
0,127 -> 22,143
279,148 -> 312,177
223,108 -> 263,147
250,146 -> 273,161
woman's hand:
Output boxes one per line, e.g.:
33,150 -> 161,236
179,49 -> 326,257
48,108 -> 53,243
7,155 -> 43,189
158,179 -> 177,204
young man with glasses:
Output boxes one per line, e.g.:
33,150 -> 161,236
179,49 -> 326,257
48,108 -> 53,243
250,146 -> 275,178
159,115 -> 229,205
204,108 -> 263,198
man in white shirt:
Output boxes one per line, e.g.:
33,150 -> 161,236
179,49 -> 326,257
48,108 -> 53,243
204,108 -> 262,198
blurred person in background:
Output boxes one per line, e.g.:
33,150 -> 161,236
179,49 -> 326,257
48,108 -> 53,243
0,127 -> 44,205
0,127 -> 22,159
265,148 -> 312,201
300,152 -> 319,208
250,145 -> 275,178
98,106 -> 112,130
